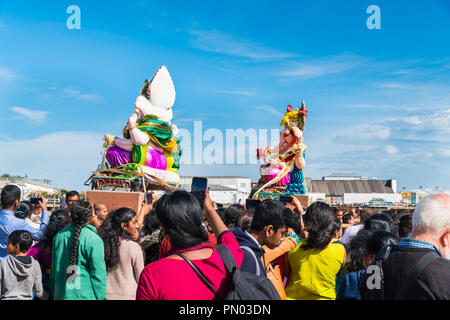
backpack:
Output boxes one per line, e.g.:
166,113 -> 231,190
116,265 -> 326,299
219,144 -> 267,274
176,244 -> 281,300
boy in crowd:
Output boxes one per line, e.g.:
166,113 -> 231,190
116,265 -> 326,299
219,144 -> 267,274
0,230 -> 48,300
232,199 -> 287,277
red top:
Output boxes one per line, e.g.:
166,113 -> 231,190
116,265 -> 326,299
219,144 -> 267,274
159,230 -> 217,259
136,231 -> 243,300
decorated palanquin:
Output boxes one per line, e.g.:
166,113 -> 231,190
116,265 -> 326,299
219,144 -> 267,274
86,66 -> 181,192
251,101 -> 309,200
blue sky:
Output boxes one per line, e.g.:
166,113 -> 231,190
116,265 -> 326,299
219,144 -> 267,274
1,0 -> 450,191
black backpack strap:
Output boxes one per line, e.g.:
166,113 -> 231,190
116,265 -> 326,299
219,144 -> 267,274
215,245 -> 237,274
175,253 -> 218,296
394,251 -> 440,300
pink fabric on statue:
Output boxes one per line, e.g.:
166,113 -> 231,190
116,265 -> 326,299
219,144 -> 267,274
145,148 -> 167,170
106,147 -> 132,167
264,167 -> 290,186
136,231 -> 243,300
106,146 -> 167,170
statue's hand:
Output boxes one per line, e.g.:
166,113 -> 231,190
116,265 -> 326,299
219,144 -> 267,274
128,113 -> 138,128
297,143 -> 307,155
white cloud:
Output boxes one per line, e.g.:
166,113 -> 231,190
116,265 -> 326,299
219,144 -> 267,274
279,62 -> 353,78
10,106 -> 50,124
385,145 -> 399,154
334,124 -> 390,143
278,54 -> 366,79
378,82 -> 413,89
62,87 -> 103,102
62,88 -> 80,97
188,30 -> 294,60
0,67 -> 18,82
403,116 -> 423,125
0,131 -> 104,191
257,105 -> 283,117
383,109 -> 450,138
78,93 -> 103,102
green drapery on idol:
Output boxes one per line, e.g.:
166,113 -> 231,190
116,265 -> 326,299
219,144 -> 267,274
124,117 -> 181,172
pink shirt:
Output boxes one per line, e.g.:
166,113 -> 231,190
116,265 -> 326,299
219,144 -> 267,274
27,241 -> 52,274
136,231 -> 243,300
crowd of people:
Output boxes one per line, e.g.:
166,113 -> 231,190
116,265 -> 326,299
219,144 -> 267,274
0,184 -> 449,300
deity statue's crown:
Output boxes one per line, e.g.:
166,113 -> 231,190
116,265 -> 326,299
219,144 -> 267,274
279,102 -> 308,129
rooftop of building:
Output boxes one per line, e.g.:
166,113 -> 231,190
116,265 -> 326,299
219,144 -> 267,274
305,177 -> 395,195
0,177 -> 56,189
178,184 -> 237,191
180,176 -> 251,179
324,171 -> 366,178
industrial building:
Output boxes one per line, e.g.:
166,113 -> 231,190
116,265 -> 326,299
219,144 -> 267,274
306,172 -> 402,205
0,177 -> 58,198
179,176 -> 252,205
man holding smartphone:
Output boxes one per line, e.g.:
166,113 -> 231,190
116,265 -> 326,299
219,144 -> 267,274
0,185 -> 50,260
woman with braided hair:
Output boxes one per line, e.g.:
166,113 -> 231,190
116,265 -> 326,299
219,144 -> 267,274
50,201 -> 107,300
98,207 -> 144,300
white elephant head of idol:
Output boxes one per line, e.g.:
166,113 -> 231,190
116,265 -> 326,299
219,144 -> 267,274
135,66 -> 176,123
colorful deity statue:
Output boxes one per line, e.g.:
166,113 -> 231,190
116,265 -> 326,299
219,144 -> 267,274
102,66 -> 182,186
253,101 -> 308,198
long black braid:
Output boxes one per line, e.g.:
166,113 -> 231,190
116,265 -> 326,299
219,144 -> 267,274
66,201 -> 93,280
98,207 -> 136,272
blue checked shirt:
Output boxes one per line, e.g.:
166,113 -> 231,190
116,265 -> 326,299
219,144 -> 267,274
397,238 -> 443,258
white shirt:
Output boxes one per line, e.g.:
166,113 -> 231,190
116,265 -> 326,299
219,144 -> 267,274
25,218 -> 40,230
339,224 -> 364,245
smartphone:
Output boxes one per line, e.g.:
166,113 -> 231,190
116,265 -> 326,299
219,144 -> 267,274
280,196 -> 293,205
30,197 -> 41,205
246,199 -> 260,209
191,177 -> 208,208
191,177 -> 207,193
145,192 -> 153,204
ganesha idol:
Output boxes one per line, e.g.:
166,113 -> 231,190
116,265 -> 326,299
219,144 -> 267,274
102,66 -> 182,186
254,102 -> 308,198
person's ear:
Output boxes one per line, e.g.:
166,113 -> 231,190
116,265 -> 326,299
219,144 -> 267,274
265,225 -> 274,238
440,230 -> 450,248
13,243 -> 21,255
121,222 -> 127,230
13,199 -> 20,211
